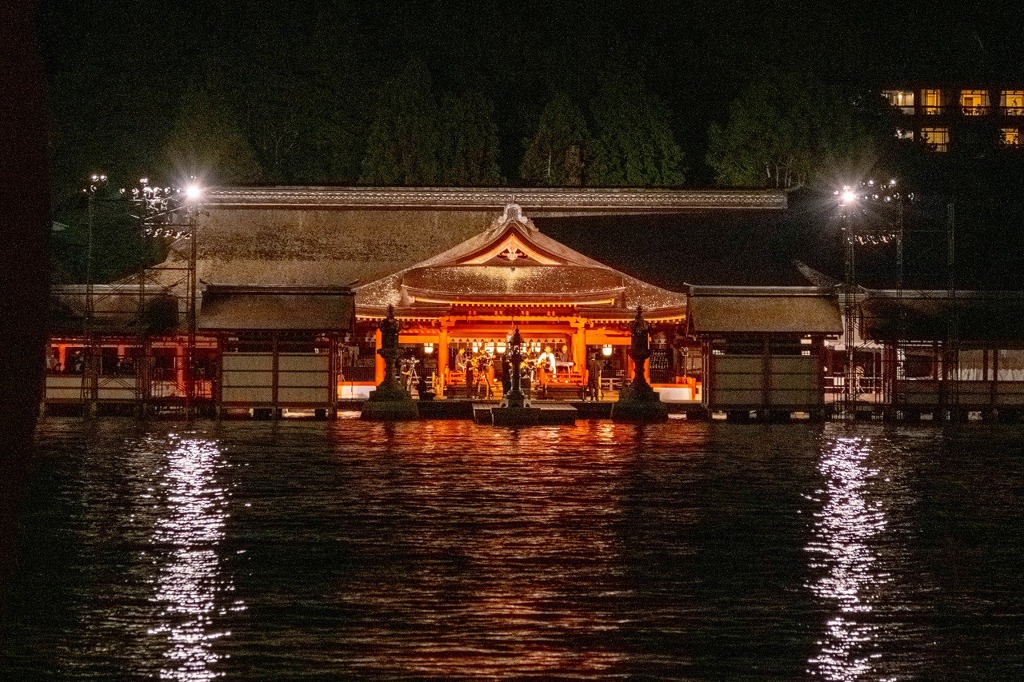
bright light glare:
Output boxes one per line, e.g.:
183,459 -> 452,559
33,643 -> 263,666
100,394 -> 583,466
185,185 -> 203,201
840,189 -> 857,205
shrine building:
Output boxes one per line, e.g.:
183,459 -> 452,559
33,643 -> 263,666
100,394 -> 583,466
44,186 -> 851,416
353,202 -> 691,400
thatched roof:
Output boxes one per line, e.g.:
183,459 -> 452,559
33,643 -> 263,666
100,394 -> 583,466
143,208 -> 500,291
355,204 -> 688,317
137,186 -> 786,294
688,287 -> 842,335
862,291 -> 1024,344
198,286 -> 353,332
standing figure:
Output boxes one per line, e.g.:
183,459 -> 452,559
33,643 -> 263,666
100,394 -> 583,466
537,345 -> 557,378
500,352 -> 512,397
485,354 -> 496,398
476,354 -> 493,398
587,353 -> 604,401
465,354 -> 475,395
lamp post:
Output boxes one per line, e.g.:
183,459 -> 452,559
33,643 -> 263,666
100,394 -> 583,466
837,189 -> 859,418
82,173 -> 107,414
184,184 -> 202,417
128,178 -> 203,417
83,173 -> 107,324
835,180 -> 907,418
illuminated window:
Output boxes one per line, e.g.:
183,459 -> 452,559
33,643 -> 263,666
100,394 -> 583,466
921,89 -> 945,115
921,127 -> 949,152
882,90 -> 915,114
1001,127 -> 1020,146
1001,90 -> 1024,115
960,89 -> 990,115
895,129 -> 915,141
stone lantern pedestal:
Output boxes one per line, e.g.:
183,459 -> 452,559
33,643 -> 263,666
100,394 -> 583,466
490,325 -> 541,425
361,306 -> 418,420
611,307 -> 668,422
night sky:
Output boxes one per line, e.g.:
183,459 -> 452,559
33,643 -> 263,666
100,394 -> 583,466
38,0 -> 1024,191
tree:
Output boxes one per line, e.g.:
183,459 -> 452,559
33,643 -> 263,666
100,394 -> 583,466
160,80 -> 263,185
706,72 -> 878,189
588,72 -> 685,187
224,22 -> 375,184
360,59 -> 440,185
437,91 -> 503,186
520,93 -> 592,186
51,186 -> 162,284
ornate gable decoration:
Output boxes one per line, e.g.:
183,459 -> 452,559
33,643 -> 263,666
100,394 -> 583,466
497,246 -> 526,262
461,203 -> 562,266
489,202 -> 537,233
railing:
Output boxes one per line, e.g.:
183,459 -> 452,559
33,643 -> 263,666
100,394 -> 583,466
823,374 -> 886,404
961,105 -> 989,116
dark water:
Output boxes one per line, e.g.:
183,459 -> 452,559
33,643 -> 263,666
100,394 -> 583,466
3,418 -> 1024,680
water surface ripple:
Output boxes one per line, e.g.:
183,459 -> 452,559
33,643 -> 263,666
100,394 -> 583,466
3,419 -> 1024,680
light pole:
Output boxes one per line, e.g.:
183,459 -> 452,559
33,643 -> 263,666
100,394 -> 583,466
82,173 -> 107,415
837,188 -> 859,418
128,178 -> 203,417
834,179 -> 907,418
83,173 -> 107,319
184,183 -> 202,418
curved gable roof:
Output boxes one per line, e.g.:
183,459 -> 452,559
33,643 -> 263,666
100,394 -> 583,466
356,204 -> 686,317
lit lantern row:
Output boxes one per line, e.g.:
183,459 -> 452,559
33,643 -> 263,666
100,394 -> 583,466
422,341 -> 617,356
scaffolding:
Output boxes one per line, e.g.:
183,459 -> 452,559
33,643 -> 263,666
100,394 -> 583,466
57,179 -> 200,416
835,180 -> 908,419
892,197 -> 959,418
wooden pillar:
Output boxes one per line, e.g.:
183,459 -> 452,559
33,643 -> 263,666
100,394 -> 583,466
86,342 -> 100,416
212,335 -> 223,419
991,349 -> 999,409
176,339 -> 186,398
762,335 -> 772,410
271,333 -> 280,418
374,328 -> 384,384
571,318 -> 587,372
437,325 -> 449,398
328,335 -> 338,418
703,339 -> 714,408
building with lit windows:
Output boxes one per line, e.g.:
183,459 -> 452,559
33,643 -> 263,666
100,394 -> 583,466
882,86 -> 1024,152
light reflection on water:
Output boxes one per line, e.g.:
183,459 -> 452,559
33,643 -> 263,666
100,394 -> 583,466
806,434 -> 890,680
321,421 -> 651,678
5,419 -> 1024,680
146,434 -> 240,681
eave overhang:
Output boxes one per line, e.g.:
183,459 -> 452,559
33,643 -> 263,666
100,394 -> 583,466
205,186 -> 787,213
